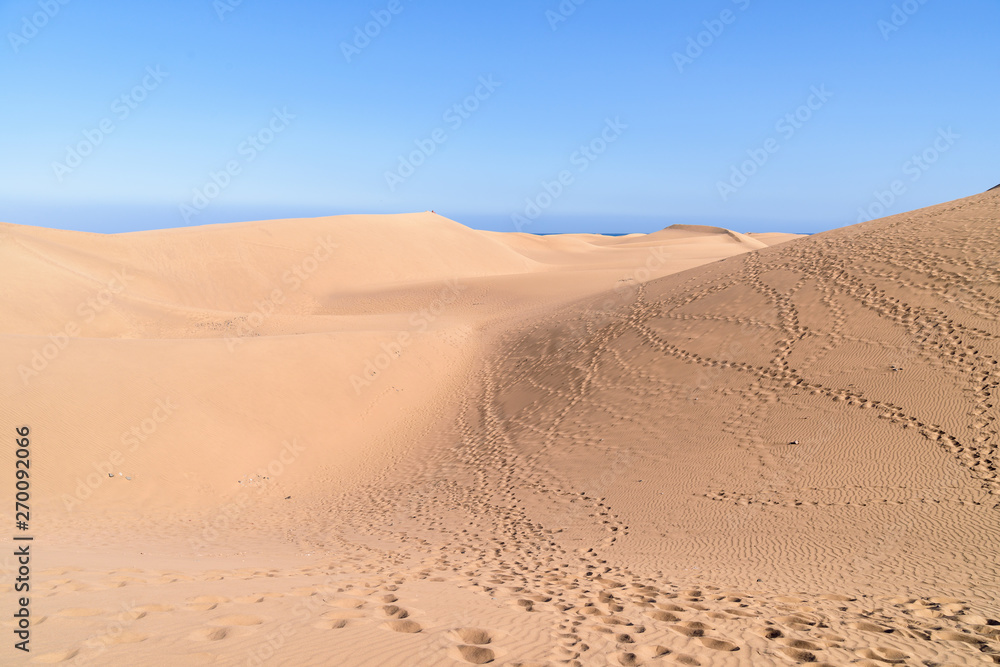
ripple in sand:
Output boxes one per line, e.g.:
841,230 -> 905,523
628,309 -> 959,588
29,650 -> 79,664
187,596 -> 230,604
83,631 -> 148,647
234,595 -> 265,604
211,614 -> 264,626
645,610 -> 680,623
320,610 -> 366,620
931,630 -> 982,645
324,598 -> 365,609
56,608 -> 104,617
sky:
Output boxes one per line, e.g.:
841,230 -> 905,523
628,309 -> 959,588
1,0 -> 997,235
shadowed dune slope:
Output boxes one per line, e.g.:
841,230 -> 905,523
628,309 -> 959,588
320,190 -> 1000,664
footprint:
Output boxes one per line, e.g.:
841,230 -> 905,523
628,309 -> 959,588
449,644 -> 495,664
312,619 -> 348,630
602,616 -> 633,627
777,646 -> 817,662
636,644 -> 669,658
451,628 -> 493,644
646,611 -> 680,623
614,653 -> 642,666
754,626 -> 784,639
381,619 -> 422,633
189,627 -> 229,641
669,622 -> 708,637
725,608 -> 758,618
779,638 -> 823,651
698,637 -> 739,651
775,615 -> 817,627
850,621 -> 891,633
931,630 -> 982,645
381,605 -> 409,619
855,647 -> 909,664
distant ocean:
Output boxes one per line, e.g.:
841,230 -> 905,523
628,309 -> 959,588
536,232 -> 634,236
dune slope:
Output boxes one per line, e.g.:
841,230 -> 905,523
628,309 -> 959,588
3,195 -> 1000,666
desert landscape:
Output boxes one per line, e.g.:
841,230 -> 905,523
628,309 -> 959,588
2,189 -> 999,665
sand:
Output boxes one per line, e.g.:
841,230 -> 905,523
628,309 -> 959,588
1,195 -> 998,666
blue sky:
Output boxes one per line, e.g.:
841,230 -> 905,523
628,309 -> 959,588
1,0 -> 997,234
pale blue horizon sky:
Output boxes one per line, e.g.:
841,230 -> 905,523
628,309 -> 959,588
1,0 -> 997,235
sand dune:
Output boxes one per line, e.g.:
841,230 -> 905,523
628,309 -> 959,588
2,194 -> 999,666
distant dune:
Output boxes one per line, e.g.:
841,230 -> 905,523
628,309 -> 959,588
2,194 -> 999,666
